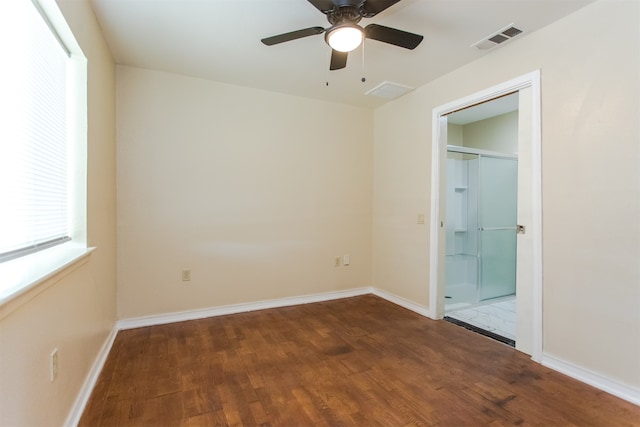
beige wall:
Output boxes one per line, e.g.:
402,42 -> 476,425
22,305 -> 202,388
372,0 -> 639,388
116,66 -> 373,319
447,123 -> 463,147
463,111 -> 518,153
0,0 -> 117,425
447,111 -> 518,153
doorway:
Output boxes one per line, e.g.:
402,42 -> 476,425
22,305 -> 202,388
444,126 -> 519,346
428,71 -> 542,360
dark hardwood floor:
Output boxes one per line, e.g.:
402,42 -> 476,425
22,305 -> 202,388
80,295 -> 640,426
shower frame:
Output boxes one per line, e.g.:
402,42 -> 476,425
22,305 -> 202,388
446,144 -> 518,307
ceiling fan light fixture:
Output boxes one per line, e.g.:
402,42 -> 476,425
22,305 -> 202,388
325,24 -> 363,52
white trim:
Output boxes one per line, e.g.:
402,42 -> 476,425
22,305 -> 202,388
434,73 -> 538,114
529,72 -> 543,362
117,287 -> 433,334
428,115 -> 446,320
64,325 -> 118,427
0,246 -> 95,317
542,353 -> 640,406
429,70 -> 543,360
371,288 -> 431,318
117,288 -> 372,330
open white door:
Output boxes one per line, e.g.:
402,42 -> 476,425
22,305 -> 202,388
516,87 -> 534,355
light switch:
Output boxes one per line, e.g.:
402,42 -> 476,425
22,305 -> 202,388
417,214 -> 425,224
343,254 -> 350,266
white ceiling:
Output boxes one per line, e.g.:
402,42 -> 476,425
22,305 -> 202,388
90,0 -> 594,109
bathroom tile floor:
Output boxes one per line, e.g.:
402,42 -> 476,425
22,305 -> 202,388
445,297 -> 516,341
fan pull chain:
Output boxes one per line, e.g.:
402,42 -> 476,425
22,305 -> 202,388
326,49 -> 331,87
361,39 -> 366,83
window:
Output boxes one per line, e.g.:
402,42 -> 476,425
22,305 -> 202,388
0,0 -> 88,302
0,0 -> 72,263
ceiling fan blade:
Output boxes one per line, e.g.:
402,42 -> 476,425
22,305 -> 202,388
359,0 -> 402,17
307,0 -> 336,14
329,49 -> 348,70
261,27 -> 325,46
364,23 -> 423,49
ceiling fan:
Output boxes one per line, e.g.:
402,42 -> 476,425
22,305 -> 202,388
261,0 -> 424,71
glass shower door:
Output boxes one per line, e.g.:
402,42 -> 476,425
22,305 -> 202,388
478,156 -> 518,301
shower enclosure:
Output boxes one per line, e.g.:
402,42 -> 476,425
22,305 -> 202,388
445,146 -> 518,308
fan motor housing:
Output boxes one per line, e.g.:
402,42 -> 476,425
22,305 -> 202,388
331,0 -> 366,8
327,6 -> 363,25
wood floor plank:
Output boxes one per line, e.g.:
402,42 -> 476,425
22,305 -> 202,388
80,295 -> 640,426
180,409 -> 227,427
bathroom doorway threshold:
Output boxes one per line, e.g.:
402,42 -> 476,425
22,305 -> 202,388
444,316 -> 515,347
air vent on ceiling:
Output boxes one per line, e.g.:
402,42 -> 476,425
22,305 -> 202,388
471,24 -> 523,51
365,81 -> 414,100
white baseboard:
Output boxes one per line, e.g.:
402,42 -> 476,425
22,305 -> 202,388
117,287 -> 372,330
370,287 -> 431,318
65,325 -> 118,427
541,353 -> 640,406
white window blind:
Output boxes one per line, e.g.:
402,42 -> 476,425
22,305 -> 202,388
0,0 -> 71,263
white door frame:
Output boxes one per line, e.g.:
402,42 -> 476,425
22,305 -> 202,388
428,70 -> 543,362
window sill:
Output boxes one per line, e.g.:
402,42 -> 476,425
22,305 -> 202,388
0,243 -> 95,312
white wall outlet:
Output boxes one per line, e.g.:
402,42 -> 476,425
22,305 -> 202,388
50,349 -> 59,382
343,254 -> 350,266
334,257 -> 341,267
181,269 -> 191,281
